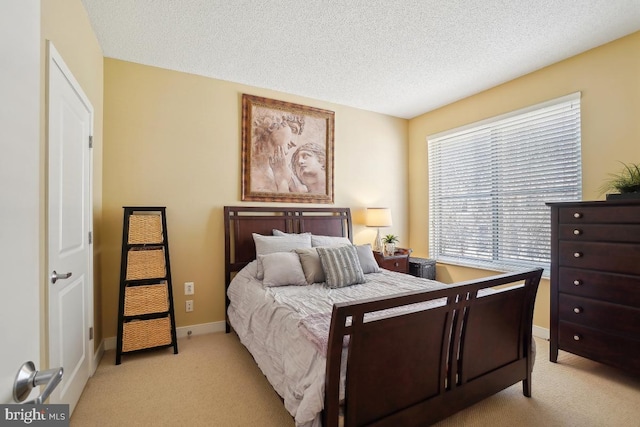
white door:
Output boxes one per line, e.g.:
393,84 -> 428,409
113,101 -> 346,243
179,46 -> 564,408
0,0 -> 41,405
47,42 -> 94,414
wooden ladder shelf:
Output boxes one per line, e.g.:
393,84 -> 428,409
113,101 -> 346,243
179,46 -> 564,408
116,206 -> 178,364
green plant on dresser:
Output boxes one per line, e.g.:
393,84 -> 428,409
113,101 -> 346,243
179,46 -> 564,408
600,162 -> 640,199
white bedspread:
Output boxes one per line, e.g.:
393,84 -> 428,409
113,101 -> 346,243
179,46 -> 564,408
227,261 -> 447,427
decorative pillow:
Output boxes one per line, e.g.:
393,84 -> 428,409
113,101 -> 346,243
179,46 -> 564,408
253,233 -> 312,279
311,234 -> 352,247
355,244 -> 381,273
316,245 -> 366,288
295,248 -> 326,284
259,252 -> 307,287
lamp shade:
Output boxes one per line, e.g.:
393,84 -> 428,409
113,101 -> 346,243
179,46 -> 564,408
365,208 -> 392,227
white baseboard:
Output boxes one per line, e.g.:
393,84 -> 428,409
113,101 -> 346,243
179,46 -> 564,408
91,339 -> 104,375
100,321 -> 548,351
533,325 -> 550,340
102,321 -> 227,351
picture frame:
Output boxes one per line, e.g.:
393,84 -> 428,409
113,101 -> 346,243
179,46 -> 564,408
241,94 -> 335,203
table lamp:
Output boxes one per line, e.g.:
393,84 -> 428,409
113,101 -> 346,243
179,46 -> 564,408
365,208 -> 392,252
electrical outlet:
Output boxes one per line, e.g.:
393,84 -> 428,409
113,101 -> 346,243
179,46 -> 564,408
184,282 -> 194,295
185,300 -> 193,312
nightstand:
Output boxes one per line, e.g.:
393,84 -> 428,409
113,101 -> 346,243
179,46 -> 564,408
373,248 -> 411,273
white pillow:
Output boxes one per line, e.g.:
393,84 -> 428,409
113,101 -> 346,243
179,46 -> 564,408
272,229 -> 311,236
311,234 -> 352,247
355,244 -> 381,273
253,233 -> 312,279
260,252 -> 307,287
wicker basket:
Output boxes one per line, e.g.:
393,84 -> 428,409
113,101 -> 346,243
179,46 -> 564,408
122,317 -> 172,352
126,248 -> 166,280
124,283 -> 169,316
128,214 -> 163,244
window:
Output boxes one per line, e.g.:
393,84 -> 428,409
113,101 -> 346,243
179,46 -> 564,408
428,93 -> 581,274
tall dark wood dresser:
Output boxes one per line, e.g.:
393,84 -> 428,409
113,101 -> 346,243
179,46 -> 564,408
547,200 -> 640,374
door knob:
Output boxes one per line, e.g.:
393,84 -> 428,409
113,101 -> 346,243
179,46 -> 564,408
51,270 -> 72,284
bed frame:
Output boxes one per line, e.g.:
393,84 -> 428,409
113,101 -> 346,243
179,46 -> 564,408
224,206 -> 543,427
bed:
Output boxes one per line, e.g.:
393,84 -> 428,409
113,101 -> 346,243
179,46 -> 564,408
224,206 -> 542,427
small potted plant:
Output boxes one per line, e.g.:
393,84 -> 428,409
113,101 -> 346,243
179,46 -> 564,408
382,234 -> 399,256
600,162 -> 640,200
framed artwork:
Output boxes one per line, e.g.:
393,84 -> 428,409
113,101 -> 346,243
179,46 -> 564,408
241,94 -> 335,203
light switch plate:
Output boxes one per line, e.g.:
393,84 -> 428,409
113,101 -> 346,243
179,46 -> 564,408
184,282 -> 194,295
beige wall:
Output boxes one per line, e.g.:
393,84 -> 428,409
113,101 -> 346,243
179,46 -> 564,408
101,60 -> 409,338
41,0 -> 104,349
408,31 -> 640,329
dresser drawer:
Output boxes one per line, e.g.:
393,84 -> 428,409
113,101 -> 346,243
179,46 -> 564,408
559,267 -> 640,307
559,205 -> 640,224
558,224 -> 640,243
558,322 -> 640,374
559,241 -> 640,275
559,294 -> 640,336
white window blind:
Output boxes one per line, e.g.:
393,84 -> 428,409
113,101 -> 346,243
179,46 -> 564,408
428,93 -> 582,274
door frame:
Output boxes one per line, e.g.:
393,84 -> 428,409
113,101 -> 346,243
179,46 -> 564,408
46,40 -> 95,387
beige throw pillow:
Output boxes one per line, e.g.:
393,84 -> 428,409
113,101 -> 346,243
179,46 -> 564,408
295,248 -> 326,284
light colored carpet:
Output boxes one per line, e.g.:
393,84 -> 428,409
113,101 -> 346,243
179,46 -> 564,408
71,334 -> 640,426
71,333 -> 294,427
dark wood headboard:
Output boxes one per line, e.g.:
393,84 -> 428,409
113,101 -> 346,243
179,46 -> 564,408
223,206 -> 352,330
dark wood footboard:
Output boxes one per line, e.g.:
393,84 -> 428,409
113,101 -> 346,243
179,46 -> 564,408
324,268 -> 543,427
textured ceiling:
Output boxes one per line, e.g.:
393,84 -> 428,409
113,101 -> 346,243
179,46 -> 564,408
81,0 -> 640,119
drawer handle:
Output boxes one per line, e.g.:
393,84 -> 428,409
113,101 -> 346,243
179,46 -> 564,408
573,212 -> 582,219
573,334 -> 581,341
394,262 -> 399,267
573,279 -> 582,286
573,229 -> 582,235
573,252 -> 582,258
573,307 -> 583,314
